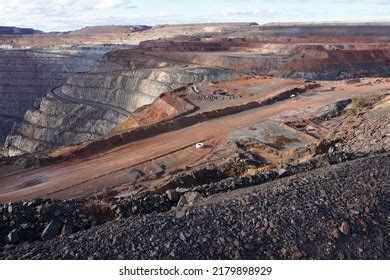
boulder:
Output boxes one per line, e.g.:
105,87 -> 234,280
177,192 -> 203,207
41,220 -> 62,241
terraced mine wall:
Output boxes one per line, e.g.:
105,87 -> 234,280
151,47 -> 390,80
3,57 -> 239,156
0,48 -> 115,147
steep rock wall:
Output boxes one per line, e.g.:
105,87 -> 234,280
4,52 -> 240,156
0,48 -> 114,145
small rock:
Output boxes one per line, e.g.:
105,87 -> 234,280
41,220 -> 62,241
281,248 -> 287,257
7,229 -> 20,244
131,206 -> 138,213
21,223 -> 30,230
177,195 -> 188,208
292,251 -> 303,259
3,244 -> 15,250
183,192 -> 202,206
110,204 -> 118,211
176,187 -> 190,193
278,168 -> 287,176
174,208 -> 186,219
54,209 -> 62,216
155,164 -> 166,177
166,189 -> 180,202
127,169 -> 145,182
339,221 -> 350,235
331,228 -> 340,239
61,224 -> 73,236
7,204 -> 13,213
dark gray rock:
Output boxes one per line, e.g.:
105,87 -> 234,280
61,224 -> 73,236
155,163 -> 166,177
7,229 -> 20,244
165,189 -> 180,202
41,220 -> 62,241
314,100 -> 351,121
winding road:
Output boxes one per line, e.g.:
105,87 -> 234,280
51,86 -> 131,117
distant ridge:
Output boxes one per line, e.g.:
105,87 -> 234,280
0,26 -> 42,35
69,25 -> 151,35
262,21 -> 390,26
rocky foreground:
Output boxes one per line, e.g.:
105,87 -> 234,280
1,152 -> 388,260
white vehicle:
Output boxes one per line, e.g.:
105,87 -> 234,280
195,143 -> 205,149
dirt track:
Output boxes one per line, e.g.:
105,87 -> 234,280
0,79 -> 388,202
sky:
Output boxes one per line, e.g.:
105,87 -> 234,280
0,0 -> 389,32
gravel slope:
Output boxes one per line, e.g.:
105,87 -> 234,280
2,152 -> 389,260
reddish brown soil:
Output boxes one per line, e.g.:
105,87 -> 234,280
115,92 -> 195,132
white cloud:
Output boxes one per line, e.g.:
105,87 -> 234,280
94,0 -> 134,10
53,0 -> 76,6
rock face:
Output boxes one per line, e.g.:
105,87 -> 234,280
0,47 -> 117,146
4,51 -> 239,156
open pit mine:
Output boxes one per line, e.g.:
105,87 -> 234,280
0,23 -> 389,260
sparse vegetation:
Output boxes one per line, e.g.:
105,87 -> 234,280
348,96 -> 368,116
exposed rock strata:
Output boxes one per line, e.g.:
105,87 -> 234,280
0,47 -> 118,145
4,52 -> 239,156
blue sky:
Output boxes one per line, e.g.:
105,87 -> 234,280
0,0 -> 389,32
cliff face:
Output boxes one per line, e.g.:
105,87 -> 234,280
0,47 -> 118,147
4,51 -> 239,156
